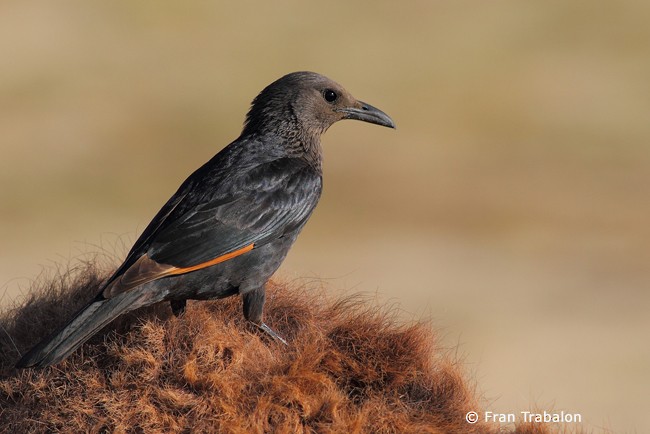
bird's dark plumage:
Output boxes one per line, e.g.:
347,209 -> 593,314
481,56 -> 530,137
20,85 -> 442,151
16,71 -> 395,368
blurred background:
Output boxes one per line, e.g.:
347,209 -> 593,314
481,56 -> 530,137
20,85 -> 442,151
1,1 -> 648,431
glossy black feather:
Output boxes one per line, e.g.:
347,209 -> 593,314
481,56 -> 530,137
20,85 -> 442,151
149,157 -> 321,267
106,136 -> 320,281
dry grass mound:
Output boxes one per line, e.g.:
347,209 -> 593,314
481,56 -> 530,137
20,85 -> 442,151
1,262 -> 577,433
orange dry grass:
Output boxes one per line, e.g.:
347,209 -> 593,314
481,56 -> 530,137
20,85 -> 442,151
1,262 -> 574,433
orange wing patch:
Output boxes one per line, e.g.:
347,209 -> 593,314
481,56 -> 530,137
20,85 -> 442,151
103,243 -> 255,298
167,243 -> 254,275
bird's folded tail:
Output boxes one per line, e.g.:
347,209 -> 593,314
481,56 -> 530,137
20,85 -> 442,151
15,289 -> 154,369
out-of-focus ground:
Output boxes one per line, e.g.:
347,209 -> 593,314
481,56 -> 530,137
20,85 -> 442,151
1,2 -> 648,432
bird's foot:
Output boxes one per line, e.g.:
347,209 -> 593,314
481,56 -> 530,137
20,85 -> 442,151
254,322 -> 288,346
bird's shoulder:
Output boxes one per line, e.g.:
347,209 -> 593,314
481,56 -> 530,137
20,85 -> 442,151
185,134 -> 321,199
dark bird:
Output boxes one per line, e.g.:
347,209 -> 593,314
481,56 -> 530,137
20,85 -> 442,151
16,71 -> 395,368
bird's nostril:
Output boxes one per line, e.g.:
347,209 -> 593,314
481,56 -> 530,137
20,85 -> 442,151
361,105 -> 369,111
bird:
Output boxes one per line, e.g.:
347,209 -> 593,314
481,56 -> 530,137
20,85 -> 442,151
16,71 -> 395,368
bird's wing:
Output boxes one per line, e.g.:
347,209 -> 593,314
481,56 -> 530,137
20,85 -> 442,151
103,157 -> 321,298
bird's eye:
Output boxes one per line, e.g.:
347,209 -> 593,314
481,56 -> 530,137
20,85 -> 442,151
323,89 -> 338,103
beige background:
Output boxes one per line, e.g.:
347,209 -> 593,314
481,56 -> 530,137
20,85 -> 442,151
1,2 -> 648,432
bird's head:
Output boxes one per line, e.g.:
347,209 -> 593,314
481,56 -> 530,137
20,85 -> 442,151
243,71 -> 395,140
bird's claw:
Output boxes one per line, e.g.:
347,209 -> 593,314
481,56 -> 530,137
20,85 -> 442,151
256,322 -> 288,346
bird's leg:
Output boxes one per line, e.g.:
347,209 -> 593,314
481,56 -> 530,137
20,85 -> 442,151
243,287 -> 287,345
170,299 -> 187,317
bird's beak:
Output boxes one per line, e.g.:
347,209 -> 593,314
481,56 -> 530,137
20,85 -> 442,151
338,101 -> 396,129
